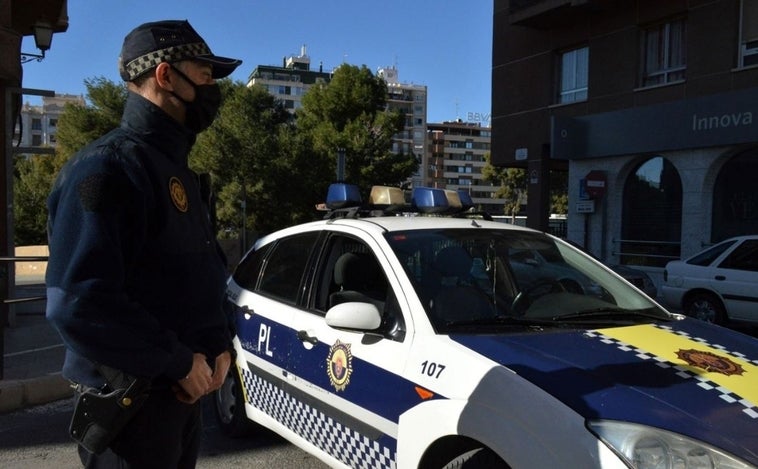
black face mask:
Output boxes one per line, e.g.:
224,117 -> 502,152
169,65 -> 222,134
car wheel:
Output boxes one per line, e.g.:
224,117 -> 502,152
213,365 -> 255,437
442,448 -> 510,469
684,292 -> 727,325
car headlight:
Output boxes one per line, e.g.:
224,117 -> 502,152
587,420 -> 752,469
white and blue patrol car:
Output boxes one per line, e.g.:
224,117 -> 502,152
216,184 -> 758,468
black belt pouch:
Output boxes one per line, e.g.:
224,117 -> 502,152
69,366 -> 150,454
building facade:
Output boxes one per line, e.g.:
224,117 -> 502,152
426,121 -> 505,213
378,66 -> 428,189
14,93 -> 84,151
246,45 -> 331,112
492,0 -> 758,287
249,51 -> 430,189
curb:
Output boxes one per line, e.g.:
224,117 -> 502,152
0,373 -> 74,414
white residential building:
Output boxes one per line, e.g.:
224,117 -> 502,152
14,93 -> 85,151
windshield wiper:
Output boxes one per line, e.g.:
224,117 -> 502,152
445,315 -> 554,328
552,307 -> 667,322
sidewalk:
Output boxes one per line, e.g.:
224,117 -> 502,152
0,284 -> 73,414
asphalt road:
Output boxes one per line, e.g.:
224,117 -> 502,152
0,397 -> 329,468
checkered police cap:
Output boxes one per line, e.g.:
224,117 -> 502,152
119,20 -> 242,81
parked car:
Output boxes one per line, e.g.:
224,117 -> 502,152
216,184 -> 758,469
562,239 -> 658,299
662,235 -> 758,325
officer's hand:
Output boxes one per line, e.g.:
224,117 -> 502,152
175,353 -> 212,404
208,350 -> 232,393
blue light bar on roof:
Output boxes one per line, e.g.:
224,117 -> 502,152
326,183 -> 362,209
411,187 -> 449,213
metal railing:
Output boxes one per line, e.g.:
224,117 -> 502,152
612,238 -> 681,267
1,255 -> 48,380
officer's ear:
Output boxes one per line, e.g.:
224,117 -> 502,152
154,62 -> 175,92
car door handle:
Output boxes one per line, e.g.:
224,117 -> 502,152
297,330 -> 319,345
714,275 -> 726,281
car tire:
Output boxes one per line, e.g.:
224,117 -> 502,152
442,448 -> 509,469
684,292 -> 727,325
213,365 -> 256,437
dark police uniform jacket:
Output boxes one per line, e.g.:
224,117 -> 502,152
46,92 -> 232,389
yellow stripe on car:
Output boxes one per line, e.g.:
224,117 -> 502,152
600,325 -> 758,404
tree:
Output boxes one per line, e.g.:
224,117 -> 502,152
550,170 -> 568,215
12,77 -> 126,245
296,64 -> 417,195
55,77 -> 126,161
190,81 -> 312,238
13,153 -> 58,244
481,153 -> 527,221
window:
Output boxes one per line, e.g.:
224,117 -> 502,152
558,47 -> 588,103
740,0 -> 758,67
49,118 -> 57,127
257,232 -> 319,304
31,118 -> 42,130
314,234 -> 405,340
711,150 -> 758,241
232,244 -> 272,290
720,240 -> 758,272
641,18 -> 686,87
621,157 -> 682,267
687,240 -> 735,267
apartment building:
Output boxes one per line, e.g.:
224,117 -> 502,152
427,121 -> 505,214
492,0 -> 758,280
14,93 -> 84,151
246,45 -> 331,112
378,66 -> 428,189
248,50 -> 430,189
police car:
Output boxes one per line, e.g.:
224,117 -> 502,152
216,184 -> 758,468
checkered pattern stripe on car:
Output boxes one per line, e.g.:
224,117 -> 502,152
240,366 -> 397,468
122,42 -> 209,80
585,327 -> 758,419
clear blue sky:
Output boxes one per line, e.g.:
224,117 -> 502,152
20,0 -> 493,125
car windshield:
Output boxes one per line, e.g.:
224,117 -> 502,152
385,228 -> 670,332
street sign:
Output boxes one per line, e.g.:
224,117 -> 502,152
575,200 -> 596,214
584,170 -> 607,199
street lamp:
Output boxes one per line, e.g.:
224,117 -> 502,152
21,22 -> 54,64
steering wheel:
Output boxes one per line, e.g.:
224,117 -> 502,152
511,279 -> 567,316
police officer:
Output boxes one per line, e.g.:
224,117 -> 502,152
46,20 -> 241,468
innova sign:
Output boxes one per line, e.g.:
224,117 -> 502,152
551,87 -> 758,160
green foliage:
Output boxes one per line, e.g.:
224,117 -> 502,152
550,170 -> 568,215
297,64 -> 417,194
15,66 -> 421,245
481,153 -> 526,218
13,154 -> 59,244
55,77 -> 126,160
191,81 -> 324,237
482,153 -> 569,217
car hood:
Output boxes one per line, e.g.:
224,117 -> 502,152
450,318 -> 758,463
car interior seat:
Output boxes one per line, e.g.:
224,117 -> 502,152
329,252 -> 387,311
431,245 -> 495,324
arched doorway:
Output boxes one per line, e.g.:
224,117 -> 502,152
620,156 -> 682,267
712,149 -> 758,242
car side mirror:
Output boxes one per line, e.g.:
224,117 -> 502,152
326,302 -> 382,331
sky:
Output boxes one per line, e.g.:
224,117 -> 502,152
20,0 -> 493,125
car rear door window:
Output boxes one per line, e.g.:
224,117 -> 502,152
687,240 -> 736,266
718,239 -> 758,272
258,232 -> 320,304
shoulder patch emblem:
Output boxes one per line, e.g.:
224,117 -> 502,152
169,177 -> 188,212
326,340 -> 353,392
676,348 -> 745,376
